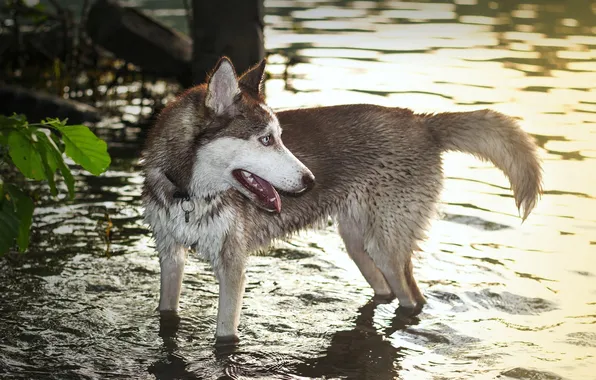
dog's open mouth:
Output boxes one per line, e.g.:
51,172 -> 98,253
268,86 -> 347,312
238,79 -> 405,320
232,169 -> 281,213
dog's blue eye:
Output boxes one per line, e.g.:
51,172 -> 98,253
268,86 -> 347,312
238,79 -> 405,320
259,134 -> 273,146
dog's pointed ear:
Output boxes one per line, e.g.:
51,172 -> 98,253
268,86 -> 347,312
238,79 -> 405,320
238,59 -> 266,96
205,57 -> 239,115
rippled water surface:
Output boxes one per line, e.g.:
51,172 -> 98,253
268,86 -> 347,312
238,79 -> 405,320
2,0 -> 596,379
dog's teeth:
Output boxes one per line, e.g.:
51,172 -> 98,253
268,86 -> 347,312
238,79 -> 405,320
242,171 -> 251,179
269,197 -> 276,202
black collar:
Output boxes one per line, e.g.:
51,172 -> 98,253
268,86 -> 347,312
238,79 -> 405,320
165,172 -> 191,201
172,190 -> 190,201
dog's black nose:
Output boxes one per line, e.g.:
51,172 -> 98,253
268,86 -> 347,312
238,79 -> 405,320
302,173 -> 315,189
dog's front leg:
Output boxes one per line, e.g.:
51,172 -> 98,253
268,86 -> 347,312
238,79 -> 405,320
158,239 -> 187,311
213,251 -> 247,343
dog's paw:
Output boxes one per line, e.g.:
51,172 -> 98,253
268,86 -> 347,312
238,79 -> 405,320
395,303 -> 424,320
396,302 -> 424,317
384,305 -> 423,335
372,292 -> 396,304
158,311 -> 181,339
215,334 -> 240,346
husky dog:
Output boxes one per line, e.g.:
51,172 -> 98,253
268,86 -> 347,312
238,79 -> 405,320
142,57 -> 542,343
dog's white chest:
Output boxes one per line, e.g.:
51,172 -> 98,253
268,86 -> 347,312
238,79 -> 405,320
147,196 -> 235,260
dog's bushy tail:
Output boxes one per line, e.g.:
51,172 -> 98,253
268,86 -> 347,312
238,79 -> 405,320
424,109 -> 542,221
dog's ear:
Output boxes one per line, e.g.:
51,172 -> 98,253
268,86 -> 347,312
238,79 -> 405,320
238,59 -> 266,96
205,57 -> 239,115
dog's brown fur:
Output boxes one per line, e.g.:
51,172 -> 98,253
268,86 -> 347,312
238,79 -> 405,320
142,57 -> 543,342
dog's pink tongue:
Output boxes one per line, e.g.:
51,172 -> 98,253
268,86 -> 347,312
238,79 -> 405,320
253,174 -> 281,213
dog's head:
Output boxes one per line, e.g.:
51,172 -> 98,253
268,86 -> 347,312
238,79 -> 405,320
190,57 -> 315,213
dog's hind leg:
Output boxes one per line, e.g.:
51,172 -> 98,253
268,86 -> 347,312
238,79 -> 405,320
366,242 -> 425,313
338,214 -> 393,299
158,238 -> 187,311
404,256 -> 425,312
364,216 -> 427,314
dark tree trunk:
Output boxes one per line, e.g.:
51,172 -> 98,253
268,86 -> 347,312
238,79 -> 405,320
191,0 -> 265,85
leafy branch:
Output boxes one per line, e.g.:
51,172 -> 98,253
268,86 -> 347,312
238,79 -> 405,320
0,114 -> 111,255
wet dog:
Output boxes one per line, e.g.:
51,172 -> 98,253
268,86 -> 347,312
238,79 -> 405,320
141,57 -> 542,343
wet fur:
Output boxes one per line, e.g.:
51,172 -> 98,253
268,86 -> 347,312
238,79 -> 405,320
142,58 -> 543,342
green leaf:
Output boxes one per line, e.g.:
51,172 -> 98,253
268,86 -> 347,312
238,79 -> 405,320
5,186 -> 35,253
0,114 -> 27,130
0,199 -> 20,255
7,130 -> 46,180
59,160 -> 75,199
50,132 -> 65,153
37,145 -> 57,196
41,118 -> 64,129
35,131 -> 59,172
36,130 -> 75,198
12,114 -> 28,124
55,125 -> 110,176
16,198 -> 34,253
35,131 -> 59,196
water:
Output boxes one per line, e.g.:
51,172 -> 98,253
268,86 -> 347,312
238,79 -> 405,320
2,0 -> 596,379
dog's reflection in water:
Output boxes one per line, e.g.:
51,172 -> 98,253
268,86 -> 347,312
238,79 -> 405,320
295,299 -> 419,380
148,312 -> 197,380
149,300 -> 418,380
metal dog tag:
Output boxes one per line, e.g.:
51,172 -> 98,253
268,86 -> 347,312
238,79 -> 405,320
181,198 -> 194,223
